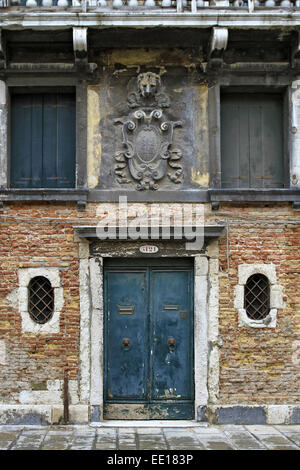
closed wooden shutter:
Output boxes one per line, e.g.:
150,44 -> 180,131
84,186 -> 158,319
221,93 -> 284,189
11,93 -> 76,189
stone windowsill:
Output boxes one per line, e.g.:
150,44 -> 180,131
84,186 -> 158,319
0,188 -> 88,208
209,188 -> 300,208
0,188 -> 299,207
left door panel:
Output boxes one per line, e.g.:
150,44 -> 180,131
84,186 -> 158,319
105,270 -> 148,401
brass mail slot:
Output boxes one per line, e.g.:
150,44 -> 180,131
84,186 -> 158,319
118,305 -> 135,315
163,305 -> 179,310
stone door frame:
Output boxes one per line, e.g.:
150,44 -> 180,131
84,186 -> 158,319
77,234 -> 220,422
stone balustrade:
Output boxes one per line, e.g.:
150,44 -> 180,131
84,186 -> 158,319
0,0 -> 299,10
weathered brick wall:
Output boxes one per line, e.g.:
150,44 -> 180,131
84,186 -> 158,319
0,201 -> 299,405
0,202 -> 87,403
217,203 -> 300,404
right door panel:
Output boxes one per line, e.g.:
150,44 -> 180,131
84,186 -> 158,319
150,270 -> 193,402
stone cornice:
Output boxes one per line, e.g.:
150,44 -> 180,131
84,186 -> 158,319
1,10 -> 300,29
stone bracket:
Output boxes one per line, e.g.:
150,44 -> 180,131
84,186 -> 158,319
73,27 -> 88,67
0,29 -> 6,69
77,199 -> 87,211
291,29 -> 300,69
293,201 -> 300,210
208,27 -> 228,70
211,201 -> 219,211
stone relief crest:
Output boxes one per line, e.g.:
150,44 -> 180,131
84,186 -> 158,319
114,72 -> 183,191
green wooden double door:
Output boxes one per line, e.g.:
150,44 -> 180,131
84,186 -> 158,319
104,259 -> 194,420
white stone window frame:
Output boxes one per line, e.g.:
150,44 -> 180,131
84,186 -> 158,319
234,264 -> 286,329
18,267 -> 64,334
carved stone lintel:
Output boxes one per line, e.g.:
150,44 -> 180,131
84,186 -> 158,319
73,27 -> 88,65
208,27 -> 228,70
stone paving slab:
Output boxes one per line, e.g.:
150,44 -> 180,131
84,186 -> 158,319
222,429 -> 265,450
0,424 -> 299,450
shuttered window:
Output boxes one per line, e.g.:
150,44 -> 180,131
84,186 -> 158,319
10,93 -> 76,189
221,93 -> 284,189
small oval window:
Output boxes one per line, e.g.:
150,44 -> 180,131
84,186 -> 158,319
244,273 -> 270,320
28,276 -> 54,324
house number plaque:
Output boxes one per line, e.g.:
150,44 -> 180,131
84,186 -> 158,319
139,245 -> 159,254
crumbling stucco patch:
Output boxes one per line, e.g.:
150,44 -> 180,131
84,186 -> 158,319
0,80 -> 7,188
79,256 -> 91,404
194,255 -> 209,412
6,288 -> 19,310
207,246 -> 220,405
0,340 -> 7,366
87,86 -> 102,189
290,80 -> 300,189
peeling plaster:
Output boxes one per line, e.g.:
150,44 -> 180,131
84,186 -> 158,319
106,49 -> 199,68
0,340 -> 7,366
87,86 -> 102,189
191,85 -> 209,188
0,80 -> 7,188
6,288 -> 19,310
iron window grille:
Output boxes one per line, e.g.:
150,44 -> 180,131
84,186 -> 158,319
28,276 -> 54,324
244,273 -> 270,320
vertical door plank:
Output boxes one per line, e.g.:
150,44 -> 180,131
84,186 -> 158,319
262,98 -> 284,188
249,102 -> 263,189
238,101 -> 250,188
30,94 -> 43,188
221,99 -> 240,188
42,94 -> 58,188
57,94 -> 76,188
11,94 -> 32,188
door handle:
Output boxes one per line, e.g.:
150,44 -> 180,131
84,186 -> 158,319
122,338 -> 130,348
168,337 -> 176,351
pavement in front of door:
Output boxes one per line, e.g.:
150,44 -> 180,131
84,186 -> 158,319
0,423 -> 300,450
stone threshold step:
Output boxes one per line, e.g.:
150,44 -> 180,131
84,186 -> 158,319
90,420 -> 208,428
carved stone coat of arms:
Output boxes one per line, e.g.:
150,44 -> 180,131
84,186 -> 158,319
114,72 -> 183,191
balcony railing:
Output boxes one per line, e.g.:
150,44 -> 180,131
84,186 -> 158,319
0,0 -> 299,11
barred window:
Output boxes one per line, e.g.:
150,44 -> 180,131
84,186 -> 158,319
244,274 -> 270,320
28,276 -> 54,324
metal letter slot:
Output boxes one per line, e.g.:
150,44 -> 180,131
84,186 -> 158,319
163,305 -> 179,310
118,305 -> 135,315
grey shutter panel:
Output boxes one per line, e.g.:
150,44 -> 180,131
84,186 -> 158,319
221,93 -> 284,189
11,93 -> 76,189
